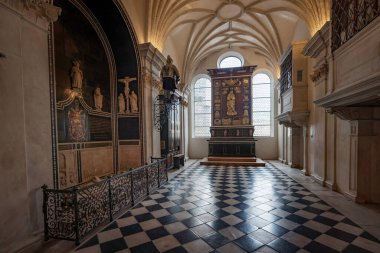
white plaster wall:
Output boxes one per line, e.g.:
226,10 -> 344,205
187,47 -> 278,160
0,4 -> 52,252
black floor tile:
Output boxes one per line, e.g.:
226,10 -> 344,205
146,226 -> 170,240
326,228 -> 356,243
100,238 -> 127,253
157,215 -> 178,225
182,217 -> 203,228
173,230 -> 198,244
210,209 -> 229,218
293,226 -> 321,239
207,220 -> 230,230
304,241 -> 339,253
163,246 -> 188,253
360,231 -> 380,242
234,211 -> 252,221
234,235 -> 263,252
146,204 -> 164,212
135,213 -> 155,222
342,244 -> 372,253
234,221 -> 258,234
130,242 -> 159,253
286,214 -> 308,224
202,232 -> 230,248
268,238 -> 300,253
167,206 -> 185,214
120,224 -> 143,236
313,216 -> 338,226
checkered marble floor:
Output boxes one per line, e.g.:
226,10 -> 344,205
76,163 -> 380,253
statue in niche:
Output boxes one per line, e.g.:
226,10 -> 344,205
160,55 -> 180,98
118,76 -> 136,113
118,93 -> 125,113
129,90 -> 138,113
93,87 -> 103,111
226,89 -> 237,116
70,60 -> 83,89
68,100 -> 87,142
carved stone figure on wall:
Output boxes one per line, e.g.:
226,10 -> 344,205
68,100 -> 86,142
118,93 -> 125,113
129,91 -> 138,113
93,87 -> 103,111
226,89 -> 237,116
70,60 -> 83,89
161,55 -> 180,98
118,76 -> 136,113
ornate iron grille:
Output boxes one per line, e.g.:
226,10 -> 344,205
42,158 -> 168,245
110,173 -> 132,216
43,189 -> 76,241
158,158 -> 168,185
147,163 -> 159,193
132,167 -> 148,203
77,181 -> 110,238
280,52 -> 292,95
332,0 -> 379,51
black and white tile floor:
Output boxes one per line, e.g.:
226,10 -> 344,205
76,163 -> 380,253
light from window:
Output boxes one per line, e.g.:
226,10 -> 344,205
219,56 -> 242,68
252,73 -> 272,137
193,77 -> 212,137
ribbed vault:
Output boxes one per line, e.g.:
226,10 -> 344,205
122,0 -> 330,89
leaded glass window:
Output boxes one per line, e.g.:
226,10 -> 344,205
219,56 -> 242,68
252,73 -> 272,137
193,77 -> 212,137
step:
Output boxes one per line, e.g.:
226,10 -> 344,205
207,156 -> 257,162
200,157 -> 266,167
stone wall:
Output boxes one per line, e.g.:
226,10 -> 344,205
0,1 -> 59,251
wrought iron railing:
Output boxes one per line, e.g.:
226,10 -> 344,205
332,0 -> 380,51
42,158 -> 168,245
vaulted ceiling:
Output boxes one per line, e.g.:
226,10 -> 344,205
122,0 -> 330,88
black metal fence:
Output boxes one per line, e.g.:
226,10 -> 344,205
332,0 -> 380,51
42,158 -> 168,245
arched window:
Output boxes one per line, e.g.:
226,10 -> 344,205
193,76 -> 212,137
219,56 -> 242,68
252,73 -> 272,137
217,51 -> 244,69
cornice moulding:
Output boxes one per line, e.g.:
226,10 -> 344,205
314,71 -> 380,108
326,107 -> 380,121
303,21 -> 330,58
275,111 -> 310,128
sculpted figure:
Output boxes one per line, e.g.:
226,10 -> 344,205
226,90 -> 237,116
118,76 -> 136,113
129,91 -> 138,113
93,87 -> 103,111
118,93 -> 125,113
70,60 -> 83,89
160,55 -> 180,98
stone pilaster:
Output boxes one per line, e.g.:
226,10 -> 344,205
138,43 -> 166,161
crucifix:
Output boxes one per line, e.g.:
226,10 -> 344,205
118,76 -> 136,113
